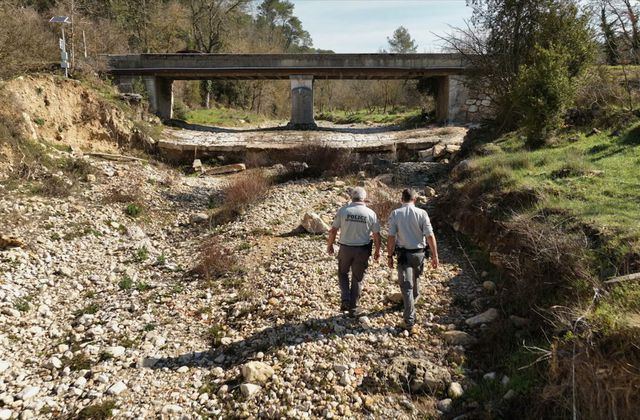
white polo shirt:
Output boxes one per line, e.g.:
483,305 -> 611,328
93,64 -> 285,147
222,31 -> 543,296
332,202 -> 380,246
388,203 -> 433,249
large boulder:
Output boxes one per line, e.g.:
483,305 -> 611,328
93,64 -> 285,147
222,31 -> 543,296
363,356 -> 451,394
301,212 -> 330,234
442,330 -> 477,346
465,308 -> 499,327
241,361 -> 274,384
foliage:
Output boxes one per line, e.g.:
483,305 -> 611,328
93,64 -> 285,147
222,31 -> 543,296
125,203 -> 143,218
212,169 -> 272,224
445,0 -> 596,132
514,47 -> 575,147
386,26 -> 417,53
76,400 -> 116,420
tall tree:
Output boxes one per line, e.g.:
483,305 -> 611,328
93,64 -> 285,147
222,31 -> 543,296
257,0 -> 312,51
386,26 -> 418,53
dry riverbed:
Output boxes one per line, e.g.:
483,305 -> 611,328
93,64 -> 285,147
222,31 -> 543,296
0,152 -> 492,418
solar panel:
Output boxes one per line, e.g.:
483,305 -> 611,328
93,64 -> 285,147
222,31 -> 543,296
49,16 -> 71,23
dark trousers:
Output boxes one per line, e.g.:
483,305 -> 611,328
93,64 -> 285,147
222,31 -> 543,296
337,245 -> 370,310
397,251 -> 425,327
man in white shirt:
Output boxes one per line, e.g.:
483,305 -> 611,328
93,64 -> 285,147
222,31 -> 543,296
327,187 -> 381,317
386,189 -> 439,335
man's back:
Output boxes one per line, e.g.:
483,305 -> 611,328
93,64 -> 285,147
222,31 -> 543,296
332,202 -> 379,246
388,203 -> 433,249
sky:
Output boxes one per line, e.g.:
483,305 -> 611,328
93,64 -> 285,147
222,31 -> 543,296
290,0 -> 473,53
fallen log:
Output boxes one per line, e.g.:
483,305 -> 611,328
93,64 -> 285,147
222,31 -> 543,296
604,272 -> 640,285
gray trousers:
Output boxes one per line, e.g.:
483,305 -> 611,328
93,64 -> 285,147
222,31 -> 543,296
397,252 -> 425,327
337,245 -> 370,310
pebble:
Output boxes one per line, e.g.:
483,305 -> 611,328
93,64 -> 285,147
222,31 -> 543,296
0,409 -> 11,420
448,382 -> 464,398
107,381 -> 127,395
437,398 -> 452,412
18,386 -> 39,400
240,383 -> 261,397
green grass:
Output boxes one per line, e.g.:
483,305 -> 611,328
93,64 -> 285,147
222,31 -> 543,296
186,106 -> 268,127
471,126 -> 640,245
316,108 -> 424,125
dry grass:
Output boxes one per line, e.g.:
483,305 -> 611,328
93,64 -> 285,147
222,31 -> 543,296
367,186 -> 400,227
212,169 -> 271,225
192,236 -> 242,282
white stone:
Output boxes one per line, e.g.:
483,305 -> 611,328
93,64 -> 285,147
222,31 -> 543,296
465,308 -> 499,326
241,361 -> 274,384
240,383 -> 261,397
483,372 -> 496,381
503,389 -> 515,400
190,213 -> 209,224
18,386 -> 39,400
424,186 -> 436,198
177,366 -> 189,373
468,105 -> 478,113
86,174 -> 96,183
437,398 -> 452,412
300,212 -> 330,234
105,346 -> 126,358
0,409 -> 12,420
448,382 -> 464,398
481,99 -> 492,106
161,404 -> 183,414
0,360 -> 10,374
74,377 -> 87,388
107,381 -> 127,395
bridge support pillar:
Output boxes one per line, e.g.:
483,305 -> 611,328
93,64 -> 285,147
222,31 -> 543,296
144,77 -> 173,120
435,75 -> 470,124
288,75 -> 316,130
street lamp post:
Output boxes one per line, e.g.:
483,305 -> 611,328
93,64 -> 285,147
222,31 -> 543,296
49,16 -> 71,77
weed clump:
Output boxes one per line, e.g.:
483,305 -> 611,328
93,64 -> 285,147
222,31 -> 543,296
192,236 -> 242,282
212,170 -> 271,225
76,400 -> 116,420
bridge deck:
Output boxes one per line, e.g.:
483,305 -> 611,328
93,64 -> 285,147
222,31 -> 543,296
104,53 -> 469,80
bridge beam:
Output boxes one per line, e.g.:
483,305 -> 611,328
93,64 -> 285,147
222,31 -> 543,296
144,77 -> 174,120
288,75 -> 317,130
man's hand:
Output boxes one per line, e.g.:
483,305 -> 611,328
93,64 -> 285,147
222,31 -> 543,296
430,255 -> 439,269
373,249 -> 380,262
327,244 -> 335,256
387,255 -> 394,269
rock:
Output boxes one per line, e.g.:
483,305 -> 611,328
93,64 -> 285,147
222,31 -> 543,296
385,292 -> 403,304
192,159 -> 203,172
333,364 -> 348,373
107,381 -> 127,395
0,360 -> 10,374
482,281 -> 496,293
241,361 -> 274,384
483,372 -> 496,381
437,398 -> 453,412
432,144 -> 446,158
300,212 -> 330,234
339,372 -> 352,386
18,386 -> 39,400
442,330 -> 477,346
503,389 -> 515,400
509,315 -> 530,328
445,144 -> 461,154
501,375 -> 510,386
240,383 -> 261,397
418,148 -> 434,158
86,174 -> 96,183
177,366 -> 189,373
205,163 -> 246,176
46,357 -> 62,370
1,308 -> 19,318
0,409 -> 11,420
424,186 -> 436,198
363,357 -> 451,394
451,159 -> 473,179
448,382 -> 464,398
190,212 -> 210,224
374,174 -> 394,185
465,308 -> 499,326
105,346 -> 126,358
0,235 -> 24,250
162,404 -> 183,414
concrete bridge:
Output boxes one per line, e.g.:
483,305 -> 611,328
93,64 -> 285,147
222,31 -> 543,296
105,53 -> 475,129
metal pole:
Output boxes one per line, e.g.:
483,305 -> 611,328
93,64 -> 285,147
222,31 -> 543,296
62,27 -> 68,78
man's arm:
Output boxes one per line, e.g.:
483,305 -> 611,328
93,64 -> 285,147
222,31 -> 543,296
372,232 -> 381,261
386,235 -> 396,268
327,227 -> 338,255
427,234 -> 439,269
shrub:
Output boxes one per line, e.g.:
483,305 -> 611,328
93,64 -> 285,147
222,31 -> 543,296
125,203 -> 144,218
213,170 -> 271,224
367,187 -> 400,226
118,275 -> 133,290
76,400 -> 116,420
514,47 -> 575,148
270,144 -> 359,178
192,236 -> 241,282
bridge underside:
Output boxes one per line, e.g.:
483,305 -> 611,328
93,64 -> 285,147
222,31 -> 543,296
107,54 -> 473,129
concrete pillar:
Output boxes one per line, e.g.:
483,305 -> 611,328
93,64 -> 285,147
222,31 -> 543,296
144,76 -> 174,120
435,75 -> 471,125
288,75 -> 316,130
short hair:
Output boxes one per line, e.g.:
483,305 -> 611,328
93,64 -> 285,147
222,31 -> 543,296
401,188 -> 417,202
351,186 -> 367,202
